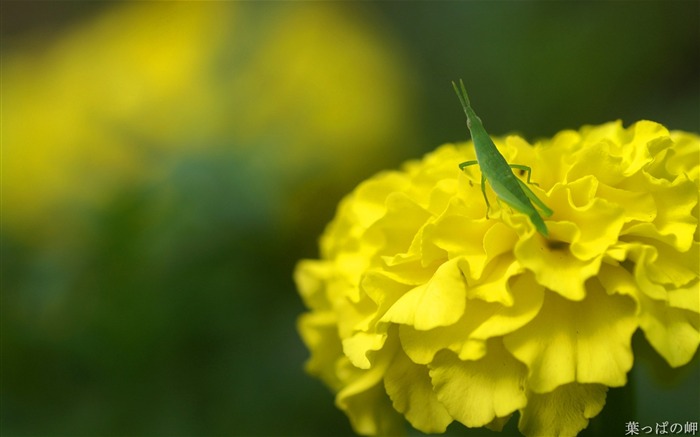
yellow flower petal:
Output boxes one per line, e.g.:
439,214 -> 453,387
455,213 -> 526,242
421,205 -> 493,274
380,259 -> 466,330
597,244 -> 700,367
515,223 -> 602,301
518,383 -> 607,437
337,381 -> 405,436
429,340 -> 527,428
463,255 -> 521,306
294,260 -> 333,311
297,311 -> 343,391
396,272 -> 543,366
637,291 -> 700,368
384,348 -> 452,433
645,241 -> 699,288
469,272 -> 545,340
669,130 -> 700,183
504,279 -> 636,392
335,341 -> 405,436
623,174 -> 698,252
398,315 -> 486,365
343,331 -> 388,370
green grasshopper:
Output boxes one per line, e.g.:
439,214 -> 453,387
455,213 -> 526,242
452,79 -> 553,237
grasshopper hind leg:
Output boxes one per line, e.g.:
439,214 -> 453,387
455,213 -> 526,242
509,164 -> 538,186
510,163 -> 553,217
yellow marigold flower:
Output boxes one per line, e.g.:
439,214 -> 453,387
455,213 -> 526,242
295,120 -> 700,436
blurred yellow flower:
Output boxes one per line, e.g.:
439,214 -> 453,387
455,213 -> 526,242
3,3 -> 224,239
3,3 -> 411,243
295,120 -> 700,436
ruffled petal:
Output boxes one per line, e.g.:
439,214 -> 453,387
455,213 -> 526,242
669,130 -> 700,183
469,272 -> 545,340
294,259 -> 333,311
515,223 -> 602,301
421,203 -> 493,273
335,344 -> 405,436
550,177 -> 628,261
337,381 -> 405,436
637,291 -> 700,367
518,383 -> 608,437
429,340 -> 527,428
623,174 -> 698,252
384,348 -> 452,433
380,258 -> 466,330
397,272 -> 543,366
297,311 -> 343,390
399,317 -> 486,365
504,279 -> 636,392
343,331 -> 388,369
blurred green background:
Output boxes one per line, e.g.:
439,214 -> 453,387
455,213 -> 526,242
1,2 -> 698,436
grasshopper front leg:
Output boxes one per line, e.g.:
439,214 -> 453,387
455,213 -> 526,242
459,160 -> 478,171
459,160 -> 491,218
